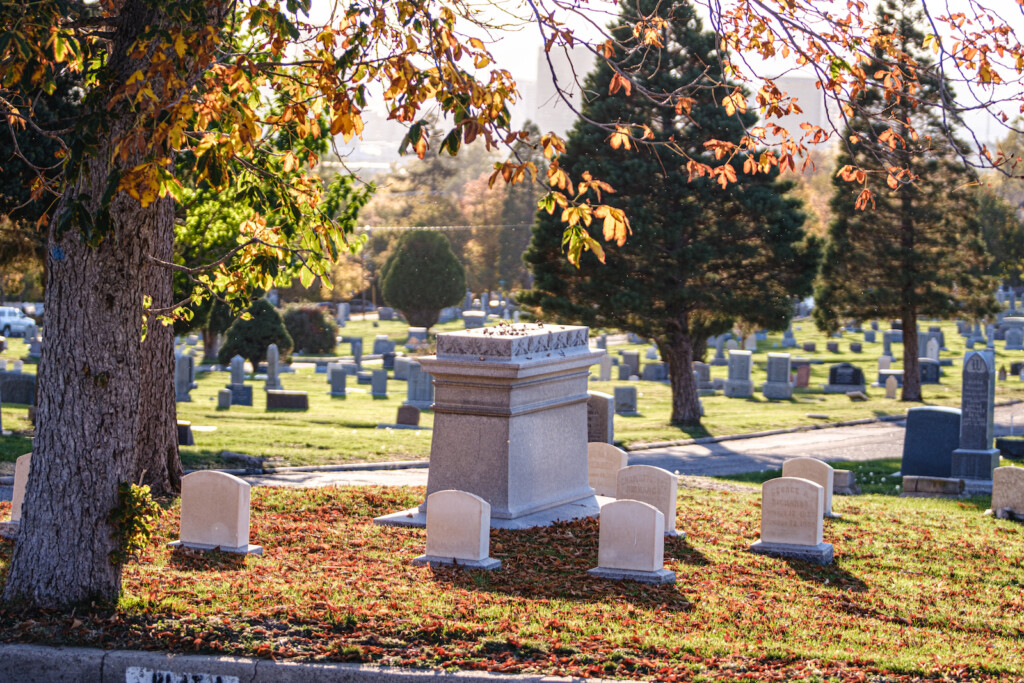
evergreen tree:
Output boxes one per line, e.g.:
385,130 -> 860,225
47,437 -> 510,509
521,0 -> 818,425
381,230 -> 466,328
813,0 -> 997,402
218,299 -> 293,370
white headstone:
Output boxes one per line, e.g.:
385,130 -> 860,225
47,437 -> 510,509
991,466 -> 1024,519
587,443 -> 628,497
9,452 -> 30,523
926,338 -> 940,361
265,343 -> 282,390
885,375 -> 898,399
878,355 -> 892,371
586,390 -> 614,443
748,477 -> 832,565
598,354 -> 612,382
170,471 -> 262,554
413,490 -> 500,569
230,355 -> 246,385
587,500 -> 675,584
781,457 -> 837,517
616,465 -> 681,537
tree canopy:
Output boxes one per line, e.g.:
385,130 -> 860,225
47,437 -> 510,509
381,229 -> 466,328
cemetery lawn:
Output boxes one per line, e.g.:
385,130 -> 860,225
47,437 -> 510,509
3,484 -> 1023,680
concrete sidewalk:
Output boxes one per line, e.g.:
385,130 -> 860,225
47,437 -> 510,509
0,643 -> 597,683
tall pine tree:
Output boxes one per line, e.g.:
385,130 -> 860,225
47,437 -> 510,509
813,0 -> 997,402
521,0 -> 818,425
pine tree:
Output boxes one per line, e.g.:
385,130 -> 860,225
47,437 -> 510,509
521,0 -> 818,425
381,230 -> 466,328
813,0 -> 997,402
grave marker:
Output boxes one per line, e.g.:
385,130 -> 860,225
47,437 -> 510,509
587,500 -> 676,584
614,386 -> 639,416
0,453 -> 30,538
952,350 -> 1000,481
412,490 -> 500,569
598,355 -> 612,382
616,465 -> 682,537
168,471 -> 262,554
901,406 -> 961,478
265,343 -> 282,390
724,350 -> 754,398
266,390 -> 309,410
748,477 -> 833,565
781,457 -> 838,517
371,369 -> 388,399
885,375 -> 898,398
329,366 -> 347,397
587,442 -> 628,497
990,466 -> 1024,519
174,354 -> 191,402
762,352 -> 793,399
396,405 -> 421,426
823,362 -> 865,394
587,391 -> 614,443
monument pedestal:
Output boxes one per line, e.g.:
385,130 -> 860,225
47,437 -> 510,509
951,448 -> 1000,481
377,324 -> 601,524
748,541 -> 833,565
723,379 -> 753,398
761,381 -> 793,400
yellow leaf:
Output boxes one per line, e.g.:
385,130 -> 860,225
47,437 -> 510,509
174,34 -> 186,59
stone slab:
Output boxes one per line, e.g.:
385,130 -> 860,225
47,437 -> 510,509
411,555 -> 501,570
748,541 -> 833,565
374,496 -> 607,530
901,475 -> 965,497
266,390 -> 309,410
586,567 -> 676,585
167,540 -> 263,556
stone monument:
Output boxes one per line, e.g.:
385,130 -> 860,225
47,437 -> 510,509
951,350 -> 1000,485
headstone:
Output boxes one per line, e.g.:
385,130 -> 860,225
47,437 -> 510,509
596,334 -> 608,350
587,391 -> 614,444
373,335 -> 395,355
826,341 -> 839,353
406,327 -> 429,351
378,306 -> 395,321
833,469 -> 861,495
748,477 -> 833,565
999,366 -> 1008,382
781,458 -> 838,518
396,404 -> 421,426
616,465 -> 681,537
795,364 -> 811,388
356,370 -> 373,385
587,500 -> 675,584
925,338 -> 940,361
864,330 -> 876,343
762,352 -> 793,400
744,334 -> 757,351
885,375 -> 898,398
802,342 -> 816,353
168,471 -> 262,554
176,420 -> 194,446
1007,328 -> 1024,350
371,369 -> 388,399
640,362 -> 667,381
901,406 -> 961,478
617,364 -> 632,381
350,338 -> 363,367
598,354 -> 612,382
850,342 -> 862,353
645,345 -> 658,360
724,350 -> 754,398
174,354 -> 192,402
878,355 -> 891,371
336,302 -> 350,323
952,350 -> 1000,481
217,388 -> 232,409
725,339 -> 739,351
404,361 -> 434,410
711,336 -> 728,366
462,311 -> 485,329
329,366 -> 347,397
394,356 -> 412,380
265,343 -> 282,390
919,358 -> 941,384
781,326 -> 797,348
823,362 -> 865,393
230,355 -> 246,385
265,390 -> 309,410
587,442 -> 628,497
621,350 -> 641,377
613,385 -> 639,416
413,490 -> 500,569
0,453 -> 30,537
382,351 -> 396,370
990,467 -> 1024,519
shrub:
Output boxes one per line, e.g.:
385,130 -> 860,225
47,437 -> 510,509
284,306 -> 338,354
218,299 -> 293,369
381,230 -> 465,328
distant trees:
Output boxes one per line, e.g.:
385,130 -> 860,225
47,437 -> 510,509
813,0 -> 997,402
522,0 -> 818,425
381,230 -> 466,328
218,300 -> 294,370
284,307 -> 338,354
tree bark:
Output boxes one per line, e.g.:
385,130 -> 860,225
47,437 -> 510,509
659,329 -> 702,426
135,197 -> 183,497
900,308 -> 921,402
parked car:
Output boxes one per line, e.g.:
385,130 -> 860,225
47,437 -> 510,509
347,298 -> 376,312
0,306 -> 34,336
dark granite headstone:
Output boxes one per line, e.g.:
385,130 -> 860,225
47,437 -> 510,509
382,352 -> 396,370
959,352 -> 994,451
266,390 -> 309,410
802,342 -> 816,352
176,420 -> 194,446
850,342 -> 862,353
228,384 -> 253,406
901,406 -> 961,478
396,404 -> 421,426
828,363 -> 864,386
826,342 -> 839,353
870,321 -> 879,330
0,371 -> 35,405
919,359 -> 941,384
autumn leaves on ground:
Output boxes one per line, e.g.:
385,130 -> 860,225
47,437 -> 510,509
1,483 -> 1022,681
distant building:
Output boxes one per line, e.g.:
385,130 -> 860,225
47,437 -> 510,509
529,45 -> 596,136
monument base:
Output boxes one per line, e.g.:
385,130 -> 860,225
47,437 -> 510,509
901,476 -> 965,498
666,529 -> 687,539
822,383 -> 866,394
587,567 -> 676,585
951,448 -> 1000,481
761,382 -> 793,400
402,400 -> 434,411
412,555 -> 501,570
748,541 -> 833,565
723,380 -> 754,398
988,507 -> 1024,521
375,495 -> 605,530
167,540 -> 263,556
710,358 -> 728,366
0,520 -> 19,539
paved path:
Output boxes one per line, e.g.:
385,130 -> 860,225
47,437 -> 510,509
4,402 -> 1024,501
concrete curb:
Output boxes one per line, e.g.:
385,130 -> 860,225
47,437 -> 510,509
0,643 -> 601,683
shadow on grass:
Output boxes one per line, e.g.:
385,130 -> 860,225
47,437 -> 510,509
781,556 -> 869,592
168,546 -> 251,572
665,536 -> 710,566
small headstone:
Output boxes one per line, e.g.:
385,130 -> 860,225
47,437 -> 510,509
833,470 -> 861,496
0,453 -> 31,537
748,477 -> 833,565
378,306 -> 395,321
176,420 -> 195,446
640,362 -> 667,381
826,341 -> 839,353
850,342 -> 862,353
999,366 -> 1008,382
266,390 -> 309,410
587,442 -> 628,497
878,355 -> 892,371
762,352 -> 793,400
371,369 -> 388,399
864,330 -> 876,343
396,404 -> 421,426
616,465 -> 682,537
885,375 -> 898,398
413,490 -> 500,570
587,500 -> 675,584
990,467 -> 1024,519
621,350 -> 641,377
901,406 -> 961,478
823,362 -> 865,394
795,364 -> 811,388
587,391 -> 614,444
781,457 -> 838,518
406,327 -> 429,351
645,345 -> 658,360
598,354 -> 612,382
216,388 -> 232,409
394,356 -> 412,380
265,343 -> 282,390
724,339 -> 739,351
404,361 -> 435,410
724,350 -> 754,398
919,358 -> 941,384
174,354 -> 192,402
926,337 -> 940,361
1006,328 -> 1024,350
328,366 -> 347,397
613,386 -> 639,416
743,334 -> 757,351
356,370 -> 373,385
230,355 -> 246,385
802,342 -> 816,353
168,471 -> 262,554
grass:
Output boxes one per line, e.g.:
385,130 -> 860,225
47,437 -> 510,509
5,317 -> 1024,472
2,482 -> 1023,680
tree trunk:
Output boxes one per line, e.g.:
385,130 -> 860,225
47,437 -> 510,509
659,330 -> 702,425
2,183 -> 148,607
135,197 -> 183,497
901,308 -> 921,402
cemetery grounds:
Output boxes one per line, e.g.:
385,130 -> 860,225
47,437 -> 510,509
1,318 -> 1023,680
